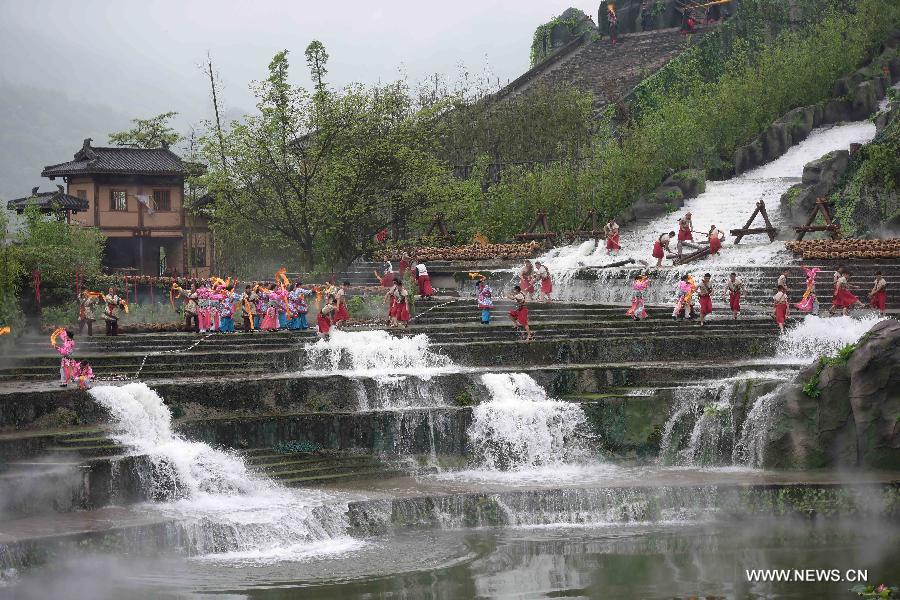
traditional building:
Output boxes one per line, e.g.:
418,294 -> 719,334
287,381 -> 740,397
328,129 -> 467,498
7,185 -> 90,222
40,138 -> 212,277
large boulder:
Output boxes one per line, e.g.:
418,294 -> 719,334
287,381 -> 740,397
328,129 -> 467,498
850,80 -> 880,121
662,169 -> 706,199
759,319 -> 900,469
822,98 -> 853,123
779,106 -> 815,144
779,150 -> 849,224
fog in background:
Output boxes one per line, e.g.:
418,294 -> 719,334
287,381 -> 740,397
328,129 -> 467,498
0,0 -> 602,202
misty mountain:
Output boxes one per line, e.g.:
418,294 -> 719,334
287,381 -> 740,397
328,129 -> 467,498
0,82 -> 134,202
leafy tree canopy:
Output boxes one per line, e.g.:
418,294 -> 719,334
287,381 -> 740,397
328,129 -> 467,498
108,111 -> 181,149
201,46 -> 457,269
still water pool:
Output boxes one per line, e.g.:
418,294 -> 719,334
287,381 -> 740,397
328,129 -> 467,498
8,518 -> 898,599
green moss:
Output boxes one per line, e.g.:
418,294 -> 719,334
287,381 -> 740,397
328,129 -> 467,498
303,393 -> 333,412
31,407 -> 79,429
453,390 -> 475,407
784,185 -> 802,206
273,440 -> 323,454
529,9 -> 594,66
803,343 -> 857,398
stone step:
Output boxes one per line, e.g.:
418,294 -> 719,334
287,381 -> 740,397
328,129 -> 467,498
245,453 -> 377,467
277,468 -> 405,487
44,444 -> 123,457
53,436 -> 118,448
267,461 -> 384,479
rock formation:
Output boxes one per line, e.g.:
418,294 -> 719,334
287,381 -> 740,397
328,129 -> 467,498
761,319 -> 900,469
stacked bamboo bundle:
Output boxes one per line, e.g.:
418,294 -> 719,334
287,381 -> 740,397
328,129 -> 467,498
376,241 -> 541,262
785,239 -> 900,259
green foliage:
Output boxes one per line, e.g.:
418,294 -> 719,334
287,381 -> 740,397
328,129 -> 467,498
40,304 -> 77,329
784,185 -> 802,206
108,111 -> 181,149
529,9 -> 594,66
832,107 -> 900,235
802,376 -> 822,398
346,294 -> 385,320
598,0 -> 898,223
803,343 -> 857,397
199,0 -> 897,273
202,47 -> 454,270
438,85 -> 594,171
850,584 -> 898,598
10,205 -> 105,310
0,211 -> 22,331
454,390 -> 475,407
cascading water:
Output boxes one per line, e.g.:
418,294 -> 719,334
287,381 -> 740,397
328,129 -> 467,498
89,383 -> 362,563
732,386 -> 786,468
304,329 -> 452,377
531,119 -> 878,302
466,373 -> 592,471
658,385 -> 736,467
775,314 -> 887,363
658,371 -> 794,467
304,329 -> 455,411
735,314 -> 887,466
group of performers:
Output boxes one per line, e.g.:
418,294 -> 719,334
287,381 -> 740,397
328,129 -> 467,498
170,275 -> 339,336
51,327 -> 93,388
651,213 -> 725,265
784,265 -> 888,320
77,288 -> 128,336
517,260 -> 553,302
374,255 -> 434,300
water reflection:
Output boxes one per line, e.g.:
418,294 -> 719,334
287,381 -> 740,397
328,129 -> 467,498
8,519 -> 898,599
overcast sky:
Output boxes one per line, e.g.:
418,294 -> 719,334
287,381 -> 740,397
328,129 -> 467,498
0,0 -> 602,127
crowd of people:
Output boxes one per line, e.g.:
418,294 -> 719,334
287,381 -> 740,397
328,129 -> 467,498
51,214 -> 891,385
618,265 -> 888,335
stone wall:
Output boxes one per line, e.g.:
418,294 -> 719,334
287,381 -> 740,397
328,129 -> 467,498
498,26 -> 695,111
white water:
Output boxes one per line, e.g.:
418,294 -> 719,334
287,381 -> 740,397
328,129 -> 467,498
658,385 -> 736,467
304,329 -> 454,378
90,383 -> 362,564
732,386 -> 787,467
775,314 -> 889,363
465,373 -> 592,472
534,119 -> 878,301
658,371 -> 797,467
730,314 -> 890,466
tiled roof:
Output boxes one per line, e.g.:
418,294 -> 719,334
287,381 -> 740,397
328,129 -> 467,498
7,186 -> 90,213
42,138 -> 185,178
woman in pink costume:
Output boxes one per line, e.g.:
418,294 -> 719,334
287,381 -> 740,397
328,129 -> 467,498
76,363 -> 94,390
794,266 -> 819,313
260,300 -> 279,331
51,328 -> 76,387
626,273 -> 650,320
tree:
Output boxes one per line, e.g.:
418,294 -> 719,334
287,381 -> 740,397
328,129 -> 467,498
108,111 -> 181,149
202,47 -> 453,270
7,205 -> 105,325
305,41 -> 329,94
